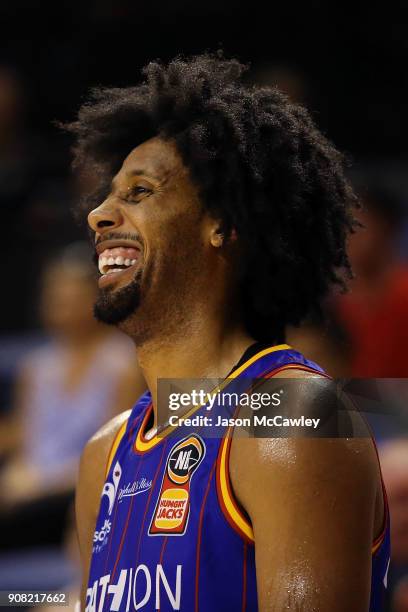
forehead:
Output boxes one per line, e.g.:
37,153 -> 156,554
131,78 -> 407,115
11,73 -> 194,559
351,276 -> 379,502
115,137 -> 185,184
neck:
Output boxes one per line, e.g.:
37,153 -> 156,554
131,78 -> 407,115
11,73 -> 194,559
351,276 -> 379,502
135,315 -> 255,424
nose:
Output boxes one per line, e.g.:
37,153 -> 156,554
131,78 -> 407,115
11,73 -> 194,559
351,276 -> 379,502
88,199 -> 124,234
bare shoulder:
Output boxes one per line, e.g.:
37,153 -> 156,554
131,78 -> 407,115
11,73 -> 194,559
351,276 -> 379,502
227,370 -> 385,609
76,410 -> 131,605
229,368 -> 384,539
78,409 -> 131,500
84,409 -> 132,458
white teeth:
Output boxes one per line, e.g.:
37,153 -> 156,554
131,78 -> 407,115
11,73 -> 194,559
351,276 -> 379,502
98,256 -> 108,275
107,268 -> 122,274
98,252 -> 138,276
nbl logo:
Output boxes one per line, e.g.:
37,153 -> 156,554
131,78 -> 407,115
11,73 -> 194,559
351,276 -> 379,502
167,437 -> 204,485
149,435 -> 205,536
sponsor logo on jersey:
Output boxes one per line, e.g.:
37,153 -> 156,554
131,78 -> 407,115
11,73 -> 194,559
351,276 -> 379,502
93,460 -> 122,553
149,435 -> 205,536
94,459 -> 153,553
86,564 -> 182,611
101,460 -> 122,516
93,518 -> 112,546
118,477 -> 152,502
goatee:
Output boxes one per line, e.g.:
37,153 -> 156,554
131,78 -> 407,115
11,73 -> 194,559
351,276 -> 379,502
94,271 -> 142,325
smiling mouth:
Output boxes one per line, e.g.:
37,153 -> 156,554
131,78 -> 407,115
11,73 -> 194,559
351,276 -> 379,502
98,246 -> 141,276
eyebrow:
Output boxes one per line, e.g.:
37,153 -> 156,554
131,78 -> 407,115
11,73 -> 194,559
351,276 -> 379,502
111,169 -> 161,191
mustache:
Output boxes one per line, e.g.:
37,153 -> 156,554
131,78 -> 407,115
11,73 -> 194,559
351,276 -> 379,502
92,232 -> 144,268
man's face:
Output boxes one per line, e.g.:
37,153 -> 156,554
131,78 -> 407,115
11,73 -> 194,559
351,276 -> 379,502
88,137 -> 214,339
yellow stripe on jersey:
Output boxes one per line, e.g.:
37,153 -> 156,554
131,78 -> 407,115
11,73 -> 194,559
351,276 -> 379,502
134,344 -> 291,452
218,432 -> 255,542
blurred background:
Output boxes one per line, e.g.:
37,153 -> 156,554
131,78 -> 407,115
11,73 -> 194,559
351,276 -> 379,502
1,0 -> 408,610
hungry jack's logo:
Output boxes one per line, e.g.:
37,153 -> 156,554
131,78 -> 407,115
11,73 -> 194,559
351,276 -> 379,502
149,435 -> 205,536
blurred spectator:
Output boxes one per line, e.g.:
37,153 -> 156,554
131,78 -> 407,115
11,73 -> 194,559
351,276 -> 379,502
333,185 -> 408,377
34,505 -> 81,612
0,242 -> 145,548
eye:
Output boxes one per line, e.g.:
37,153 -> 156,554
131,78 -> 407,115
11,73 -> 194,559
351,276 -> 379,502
124,184 -> 153,202
133,186 -> 149,194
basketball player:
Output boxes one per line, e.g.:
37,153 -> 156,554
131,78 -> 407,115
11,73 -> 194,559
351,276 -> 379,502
68,55 -> 390,611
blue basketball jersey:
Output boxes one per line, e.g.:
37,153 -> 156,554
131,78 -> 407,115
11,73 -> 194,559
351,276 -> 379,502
86,344 -> 390,611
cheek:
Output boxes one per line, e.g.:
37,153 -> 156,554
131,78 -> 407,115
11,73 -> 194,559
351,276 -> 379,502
128,183 -> 206,263
153,206 -> 205,251
149,219 -> 207,287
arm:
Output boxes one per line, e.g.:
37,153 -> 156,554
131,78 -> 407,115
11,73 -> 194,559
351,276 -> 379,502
230,375 -> 383,611
76,411 -> 130,610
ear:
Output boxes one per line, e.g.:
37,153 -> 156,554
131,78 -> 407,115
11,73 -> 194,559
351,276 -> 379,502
210,225 -> 224,248
209,222 -> 238,248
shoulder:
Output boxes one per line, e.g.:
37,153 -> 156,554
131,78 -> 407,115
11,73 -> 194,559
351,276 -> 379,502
230,368 -> 383,536
77,410 -> 132,519
79,409 -> 132,483
76,411 -> 131,551
75,410 -> 131,604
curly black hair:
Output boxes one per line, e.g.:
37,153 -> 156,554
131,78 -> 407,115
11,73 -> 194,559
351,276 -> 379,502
66,53 -> 358,343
